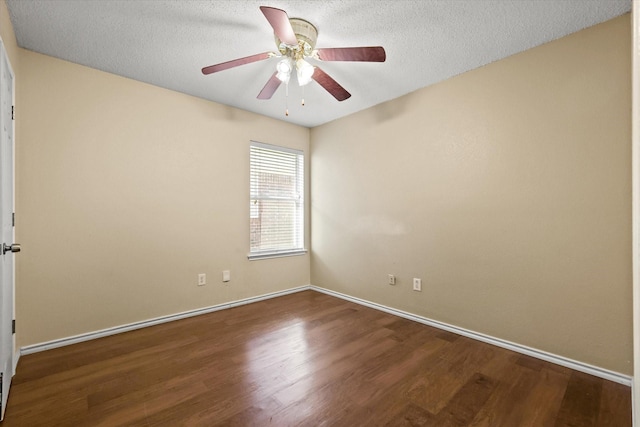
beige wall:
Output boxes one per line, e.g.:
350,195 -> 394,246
15,50 -> 310,348
311,15 -> 632,374
3,0 -> 632,376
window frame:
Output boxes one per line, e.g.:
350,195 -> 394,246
248,140 -> 306,260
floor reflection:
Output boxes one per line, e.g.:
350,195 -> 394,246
242,320 -> 312,417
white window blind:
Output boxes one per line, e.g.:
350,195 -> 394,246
249,141 -> 305,259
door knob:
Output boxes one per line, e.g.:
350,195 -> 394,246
3,243 -> 20,254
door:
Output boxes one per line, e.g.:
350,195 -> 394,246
633,2 -> 640,425
0,38 -> 15,421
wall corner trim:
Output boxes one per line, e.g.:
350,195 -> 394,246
310,285 -> 632,386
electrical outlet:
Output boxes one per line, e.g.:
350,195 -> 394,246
222,270 -> 230,282
413,278 -> 422,291
198,273 -> 206,286
388,274 -> 396,285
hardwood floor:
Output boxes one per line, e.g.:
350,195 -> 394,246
2,290 -> 631,426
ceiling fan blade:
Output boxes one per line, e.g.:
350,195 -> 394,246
260,6 -> 298,47
202,52 -> 272,75
316,47 -> 386,62
257,72 -> 282,99
312,67 -> 351,102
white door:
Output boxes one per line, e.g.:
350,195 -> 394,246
633,2 -> 640,426
0,38 -> 16,421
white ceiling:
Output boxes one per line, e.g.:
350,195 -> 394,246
6,0 -> 631,128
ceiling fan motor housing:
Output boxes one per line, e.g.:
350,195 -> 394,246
276,18 -> 318,56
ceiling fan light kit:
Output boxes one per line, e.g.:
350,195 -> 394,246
296,59 -> 314,86
276,57 -> 293,83
201,6 -> 386,117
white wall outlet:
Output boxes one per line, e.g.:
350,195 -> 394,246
222,270 -> 230,282
413,278 -> 422,291
198,273 -> 206,286
388,274 -> 396,285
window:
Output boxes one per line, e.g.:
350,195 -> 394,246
249,141 -> 305,259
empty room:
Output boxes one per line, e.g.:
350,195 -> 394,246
0,0 -> 637,425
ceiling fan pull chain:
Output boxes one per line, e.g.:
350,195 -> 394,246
285,82 -> 289,116
301,85 -> 305,107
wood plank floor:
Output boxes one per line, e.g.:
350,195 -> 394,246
2,290 -> 631,426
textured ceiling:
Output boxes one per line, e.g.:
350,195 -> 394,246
6,0 -> 632,128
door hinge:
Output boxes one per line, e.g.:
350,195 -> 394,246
11,319 -> 15,334
12,212 -> 14,227
11,105 -> 14,120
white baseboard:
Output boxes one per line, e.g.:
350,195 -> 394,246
310,285 -> 632,386
19,284 -> 632,387
20,285 -> 311,356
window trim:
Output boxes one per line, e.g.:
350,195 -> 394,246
247,249 -> 307,261
248,141 -> 306,260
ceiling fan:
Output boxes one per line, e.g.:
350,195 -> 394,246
201,6 -> 386,111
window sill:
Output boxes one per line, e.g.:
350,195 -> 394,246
248,249 -> 308,261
